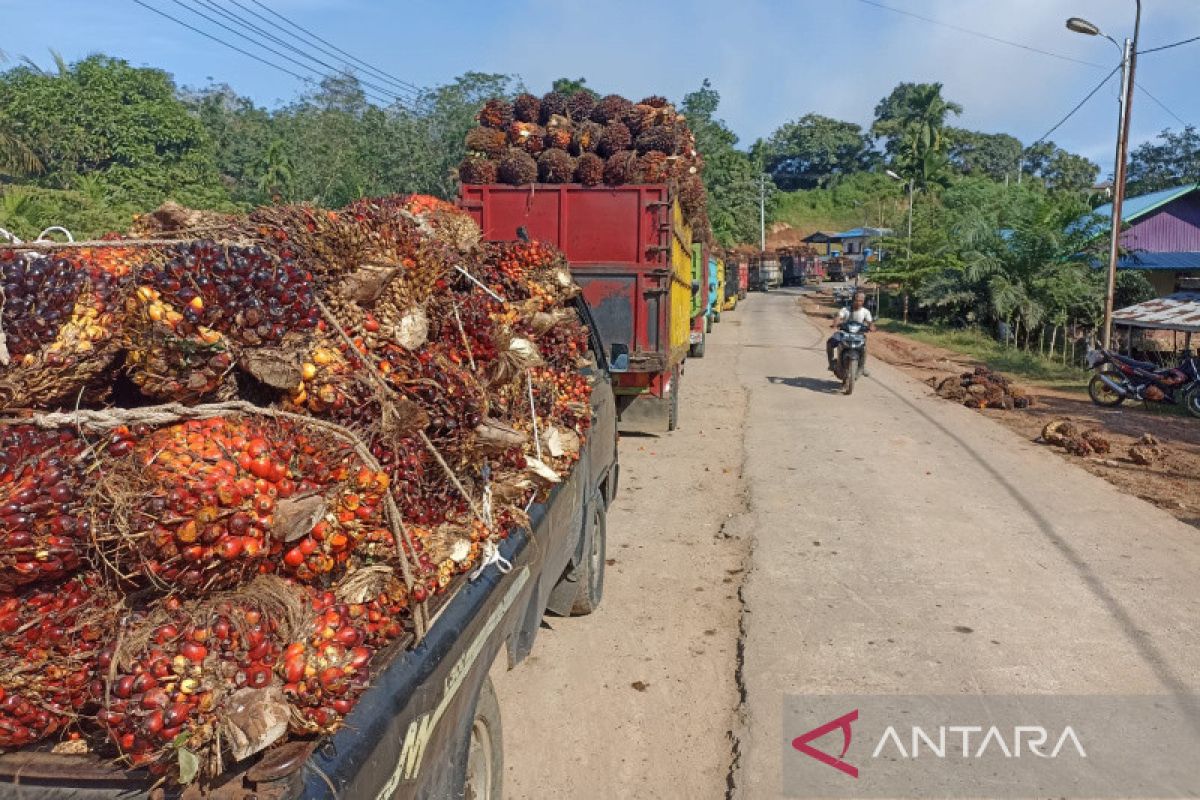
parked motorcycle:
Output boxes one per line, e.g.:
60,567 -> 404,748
832,321 -> 869,395
1085,349 -> 1200,418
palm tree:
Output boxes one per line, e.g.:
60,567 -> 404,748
0,50 -> 43,178
256,140 -> 293,202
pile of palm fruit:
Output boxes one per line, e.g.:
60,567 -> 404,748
0,195 -> 593,784
926,367 -> 1032,410
458,90 -> 710,233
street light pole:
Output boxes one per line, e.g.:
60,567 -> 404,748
1102,32 -> 1138,350
759,174 -> 767,253
1067,2 -> 1142,350
905,178 -> 914,262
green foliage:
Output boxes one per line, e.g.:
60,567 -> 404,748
755,114 -> 875,190
871,82 -> 962,182
1128,125 -> 1200,194
0,55 -> 229,210
1021,140 -> 1099,193
771,171 -> 902,234
551,77 -> 597,98
681,79 -> 761,247
946,128 -> 1021,182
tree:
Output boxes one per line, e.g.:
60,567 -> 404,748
0,55 -> 228,209
551,77 -> 596,98
1127,126 -> 1200,194
1019,140 -> 1098,193
756,114 -> 874,190
681,79 -> 760,246
946,128 -> 1022,181
256,139 -> 292,201
0,50 -> 42,178
872,82 -> 962,163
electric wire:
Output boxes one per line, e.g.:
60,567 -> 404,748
161,0 -> 409,109
854,0 -> 1107,68
1134,82 -> 1192,129
231,0 -> 427,105
1029,63 -> 1122,146
1139,33 -> 1200,55
186,0 -> 418,110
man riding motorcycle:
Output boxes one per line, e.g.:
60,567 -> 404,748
827,290 -> 877,375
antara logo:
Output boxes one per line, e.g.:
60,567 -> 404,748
792,710 -> 859,778
792,710 -> 1088,779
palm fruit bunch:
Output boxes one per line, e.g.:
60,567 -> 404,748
604,150 -> 638,185
512,93 -> 541,124
0,248 -> 129,410
104,417 -> 391,591
622,102 -> 658,135
565,90 -> 596,121
543,124 -> 572,151
95,579 -> 302,773
637,151 -> 671,183
575,153 -> 604,186
508,122 -> 545,155
539,91 -> 568,123
635,125 -> 681,155
0,425 -> 125,592
537,149 -> 576,183
497,149 -> 538,185
569,122 -> 602,156
280,582 -> 409,733
477,98 -> 513,129
124,242 -> 318,401
590,94 -> 634,124
0,574 -> 118,748
287,337 -> 362,415
597,122 -> 632,158
464,127 -> 508,157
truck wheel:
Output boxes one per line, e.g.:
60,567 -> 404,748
463,677 -> 503,800
689,336 -> 705,359
668,366 -> 681,432
571,502 -> 607,615
706,315 -> 713,333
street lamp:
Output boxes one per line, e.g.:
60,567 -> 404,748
1067,3 -> 1142,350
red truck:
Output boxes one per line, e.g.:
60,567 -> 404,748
461,184 -> 696,432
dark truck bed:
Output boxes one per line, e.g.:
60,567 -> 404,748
0,300 -> 619,800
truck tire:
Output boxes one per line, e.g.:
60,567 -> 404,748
571,502 -> 607,615
668,366 -> 681,432
706,315 -> 713,333
689,335 -> 705,359
463,677 -> 503,800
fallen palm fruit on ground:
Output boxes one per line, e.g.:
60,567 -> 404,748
0,194 -> 596,786
927,366 -> 1032,410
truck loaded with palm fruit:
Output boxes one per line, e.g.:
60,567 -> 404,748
0,195 -> 617,798
459,90 -> 715,432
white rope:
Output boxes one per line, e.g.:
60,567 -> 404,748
526,369 -> 542,461
36,226 -> 74,243
0,228 -> 21,244
480,465 -> 495,529
470,539 -> 513,580
455,265 -> 507,304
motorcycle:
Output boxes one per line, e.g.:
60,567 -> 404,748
831,320 -> 869,395
1085,349 -> 1200,418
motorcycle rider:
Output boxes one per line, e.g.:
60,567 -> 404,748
827,290 -> 877,375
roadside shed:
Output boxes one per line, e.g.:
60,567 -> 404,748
1112,291 -> 1200,355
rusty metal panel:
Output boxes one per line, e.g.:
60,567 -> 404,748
1112,291 -> 1200,332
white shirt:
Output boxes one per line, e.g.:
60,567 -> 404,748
836,307 -> 873,325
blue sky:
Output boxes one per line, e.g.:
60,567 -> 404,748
2,0 -> 1198,169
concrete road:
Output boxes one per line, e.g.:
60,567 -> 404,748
493,289 -> 1200,798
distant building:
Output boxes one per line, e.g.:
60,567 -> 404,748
827,227 -> 891,272
800,231 -> 837,256
1082,184 -> 1200,296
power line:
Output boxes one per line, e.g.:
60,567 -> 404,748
162,0 -> 408,109
243,0 -> 427,100
1030,63 -> 1122,146
130,0 -> 314,85
220,0 -> 427,106
1134,82 -> 1192,129
1139,33 -> 1200,55
854,0 -> 1107,69
188,0 -> 419,109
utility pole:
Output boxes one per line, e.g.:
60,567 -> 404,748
1066,2 -> 1142,350
1102,35 -> 1138,350
759,174 -> 767,253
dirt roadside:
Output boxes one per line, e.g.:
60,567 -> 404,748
489,312 -> 750,798
801,291 -> 1200,529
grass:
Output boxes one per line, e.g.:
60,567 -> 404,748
876,319 -> 1092,387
